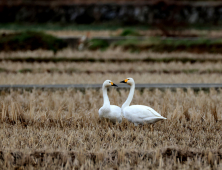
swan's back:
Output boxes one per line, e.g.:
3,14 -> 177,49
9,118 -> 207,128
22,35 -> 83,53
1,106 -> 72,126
123,105 -> 166,124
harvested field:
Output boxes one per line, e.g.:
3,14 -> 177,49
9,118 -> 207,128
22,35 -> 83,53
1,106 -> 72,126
1,30 -> 222,168
1,52 -> 222,84
1,49 -> 222,60
1,73 -> 222,84
1,61 -> 222,74
0,89 -> 222,169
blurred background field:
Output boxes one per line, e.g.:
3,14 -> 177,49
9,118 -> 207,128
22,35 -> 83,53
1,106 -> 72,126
1,0 -> 222,169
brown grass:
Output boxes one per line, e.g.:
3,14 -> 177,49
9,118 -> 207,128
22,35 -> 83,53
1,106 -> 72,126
1,49 -> 222,60
46,29 -> 222,38
3,29 -> 222,38
1,61 -> 222,73
1,72 -> 222,84
0,89 -> 222,169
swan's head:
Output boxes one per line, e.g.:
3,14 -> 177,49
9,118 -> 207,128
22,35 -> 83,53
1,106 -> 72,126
103,80 -> 118,87
120,78 -> 134,85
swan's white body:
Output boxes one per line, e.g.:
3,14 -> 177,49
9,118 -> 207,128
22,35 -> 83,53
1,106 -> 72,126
121,78 -> 166,126
99,80 -> 122,123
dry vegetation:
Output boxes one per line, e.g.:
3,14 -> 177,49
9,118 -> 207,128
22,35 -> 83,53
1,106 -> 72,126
1,49 -> 222,60
46,29 -> 222,38
1,50 -> 222,85
2,72 -> 222,84
2,61 -> 222,84
1,61 -> 222,73
55,29 -> 222,38
0,88 -> 222,169
3,29 -> 222,38
0,40 -> 222,168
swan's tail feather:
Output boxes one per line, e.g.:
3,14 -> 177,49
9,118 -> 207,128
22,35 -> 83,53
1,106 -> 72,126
155,116 -> 167,120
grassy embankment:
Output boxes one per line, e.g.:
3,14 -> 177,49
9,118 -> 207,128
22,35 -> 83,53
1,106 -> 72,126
89,37 -> 222,53
0,31 -> 67,53
2,29 -> 222,57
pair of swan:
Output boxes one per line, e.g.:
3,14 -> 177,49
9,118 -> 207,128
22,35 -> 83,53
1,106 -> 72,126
99,78 -> 167,125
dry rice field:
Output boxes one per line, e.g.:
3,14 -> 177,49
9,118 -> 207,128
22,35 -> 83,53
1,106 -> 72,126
1,50 -> 222,169
1,61 -> 222,73
1,49 -> 222,60
0,88 -> 222,169
2,72 -> 222,85
1,60 -> 222,84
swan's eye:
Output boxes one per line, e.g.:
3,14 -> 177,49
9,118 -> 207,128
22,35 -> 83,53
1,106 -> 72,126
124,79 -> 128,83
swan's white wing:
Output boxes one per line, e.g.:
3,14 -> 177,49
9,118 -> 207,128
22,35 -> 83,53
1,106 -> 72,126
131,105 -> 163,118
123,105 -> 166,124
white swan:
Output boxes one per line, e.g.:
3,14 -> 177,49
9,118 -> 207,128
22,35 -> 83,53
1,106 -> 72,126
99,80 -> 122,123
120,78 -> 166,126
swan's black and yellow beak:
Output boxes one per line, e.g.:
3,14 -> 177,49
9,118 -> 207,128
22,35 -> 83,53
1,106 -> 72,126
111,82 -> 118,87
120,79 -> 128,83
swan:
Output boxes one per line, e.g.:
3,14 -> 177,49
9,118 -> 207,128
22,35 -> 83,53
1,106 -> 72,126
99,80 -> 122,123
120,78 -> 166,126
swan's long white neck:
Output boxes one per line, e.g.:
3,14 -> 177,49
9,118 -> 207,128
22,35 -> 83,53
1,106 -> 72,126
122,82 -> 135,110
102,84 -> 110,107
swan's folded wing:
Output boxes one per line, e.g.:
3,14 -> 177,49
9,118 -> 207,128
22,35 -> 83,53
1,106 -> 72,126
130,105 -> 163,118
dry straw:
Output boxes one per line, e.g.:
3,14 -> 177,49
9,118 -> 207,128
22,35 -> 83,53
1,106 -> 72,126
1,49 -> 222,59
0,88 -> 221,168
1,61 -> 222,73
2,29 -> 222,38
1,72 -> 222,84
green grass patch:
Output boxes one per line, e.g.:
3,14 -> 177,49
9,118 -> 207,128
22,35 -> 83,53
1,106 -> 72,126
182,69 -> 199,74
113,37 -> 222,53
154,38 -> 222,53
0,23 -> 150,31
0,68 -> 8,73
46,68 -> 61,73
119,29 -> 142,36
0,31 -> 67,53
18,68 -> 33,73
0,23 -> 222,31
88,39 -> 109,50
